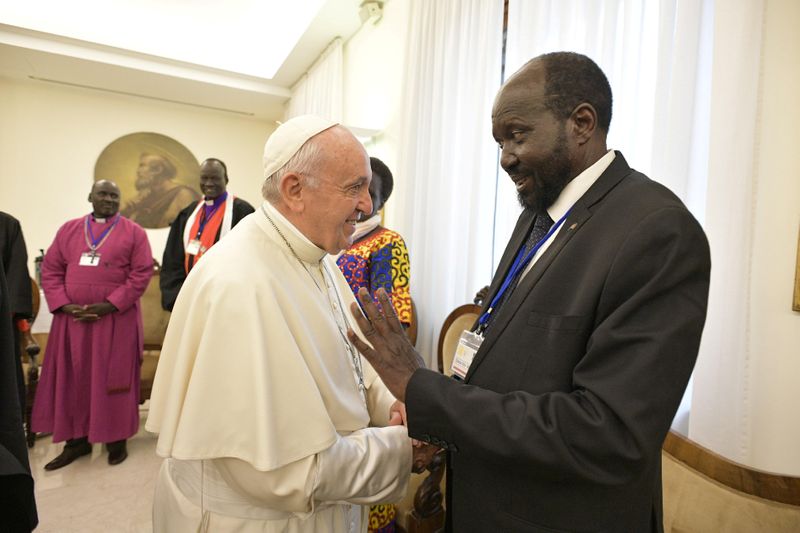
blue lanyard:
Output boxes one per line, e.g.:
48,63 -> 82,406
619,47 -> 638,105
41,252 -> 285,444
85,214 -> 120,249
477,209 -> 571,332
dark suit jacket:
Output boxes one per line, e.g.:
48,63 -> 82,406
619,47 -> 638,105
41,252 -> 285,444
160,197 -> 254,311
406,153 -> 710,532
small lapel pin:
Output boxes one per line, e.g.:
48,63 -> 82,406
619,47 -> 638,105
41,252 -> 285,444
568,223 -> 578,231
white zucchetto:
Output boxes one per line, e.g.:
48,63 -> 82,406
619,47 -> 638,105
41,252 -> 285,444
263,115 -> 337,179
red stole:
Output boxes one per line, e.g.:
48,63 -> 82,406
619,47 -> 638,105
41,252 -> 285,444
184,199 -> 226,274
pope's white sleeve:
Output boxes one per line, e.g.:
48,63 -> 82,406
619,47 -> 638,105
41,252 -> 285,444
315,425 -> 411,504
365,377 -> 399,427
213,425 -> 411,512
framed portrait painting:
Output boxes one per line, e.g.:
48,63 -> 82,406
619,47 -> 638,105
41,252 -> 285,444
94,132 -> 201,229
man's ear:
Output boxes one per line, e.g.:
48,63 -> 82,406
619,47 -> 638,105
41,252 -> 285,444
278,172 -> 305,212
570,103 -> 598,146
87,193 -> 93,203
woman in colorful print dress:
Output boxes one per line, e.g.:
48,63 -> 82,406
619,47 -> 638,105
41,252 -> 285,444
337,157 -> 411,327
337,157 -> 410,532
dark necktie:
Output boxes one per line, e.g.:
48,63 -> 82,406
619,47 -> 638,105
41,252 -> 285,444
486,211 -> 554,330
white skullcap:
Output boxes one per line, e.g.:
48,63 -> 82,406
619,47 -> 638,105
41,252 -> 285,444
263,115 -> 338,179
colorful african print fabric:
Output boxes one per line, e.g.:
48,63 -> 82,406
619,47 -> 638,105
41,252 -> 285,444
337,226 -> 411,326
368,503 -> 397,532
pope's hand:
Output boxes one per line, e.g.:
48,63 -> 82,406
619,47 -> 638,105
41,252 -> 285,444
388,400 -> 407,426
347,288 -> 425,402
389,400 -> 426,448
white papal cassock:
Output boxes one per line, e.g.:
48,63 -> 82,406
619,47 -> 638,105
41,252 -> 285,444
145,201 -> 411,532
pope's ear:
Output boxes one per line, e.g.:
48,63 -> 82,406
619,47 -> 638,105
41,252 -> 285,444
278,172 -> 304,212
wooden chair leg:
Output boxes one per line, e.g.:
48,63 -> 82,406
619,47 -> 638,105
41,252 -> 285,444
405,509 -> 444,533
25,365 -> 38,448
405,452 -> 446,533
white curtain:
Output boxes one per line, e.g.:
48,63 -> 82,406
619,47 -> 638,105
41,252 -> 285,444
688,0 -> 764,464
285,38 -> 343,122
393,0 -> 505,367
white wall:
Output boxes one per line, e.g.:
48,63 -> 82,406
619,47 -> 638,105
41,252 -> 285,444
746,0 -> 800,474
0,76 -> 274,273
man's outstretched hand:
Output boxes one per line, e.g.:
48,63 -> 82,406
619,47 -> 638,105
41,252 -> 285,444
347,288 -> 425,402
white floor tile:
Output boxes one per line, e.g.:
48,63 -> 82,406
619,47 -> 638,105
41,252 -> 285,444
29,403 -> 160,533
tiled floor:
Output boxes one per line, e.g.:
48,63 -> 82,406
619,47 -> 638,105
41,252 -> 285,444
28,403 -> 161,533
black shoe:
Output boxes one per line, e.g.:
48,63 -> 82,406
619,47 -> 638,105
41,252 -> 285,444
44,439 -> 92,471
107,440 -> 127,465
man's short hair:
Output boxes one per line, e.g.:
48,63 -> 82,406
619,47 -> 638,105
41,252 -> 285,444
537,52 -> 613,132
262,138 -> 323,202
369,157 -> 394,203
202,158 -> 228,179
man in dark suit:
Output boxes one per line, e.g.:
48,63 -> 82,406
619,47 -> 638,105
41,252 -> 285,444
348,52 -> 711,532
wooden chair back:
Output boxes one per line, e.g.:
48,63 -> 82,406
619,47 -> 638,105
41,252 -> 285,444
437,304 -> 480,375
141,263 -> 170,350
139,262 -> 170,401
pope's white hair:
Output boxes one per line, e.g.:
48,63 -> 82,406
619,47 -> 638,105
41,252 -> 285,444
262,136 -> 324,203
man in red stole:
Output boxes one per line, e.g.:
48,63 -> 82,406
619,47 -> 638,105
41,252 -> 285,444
32,180 -> 153,469
159,158 -> 254,311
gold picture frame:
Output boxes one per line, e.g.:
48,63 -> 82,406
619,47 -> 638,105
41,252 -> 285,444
94,132 -> 201,229
794,225 -> 800,312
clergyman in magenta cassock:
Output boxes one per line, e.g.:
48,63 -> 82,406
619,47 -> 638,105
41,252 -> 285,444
32,180 -> 153,469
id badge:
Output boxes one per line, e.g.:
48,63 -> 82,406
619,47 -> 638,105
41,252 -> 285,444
186,239 -> 202,255
79,253 -> 100,267
450,330 -> 483,379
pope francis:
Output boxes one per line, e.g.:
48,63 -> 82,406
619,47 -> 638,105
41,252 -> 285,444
146,116 -> 418,532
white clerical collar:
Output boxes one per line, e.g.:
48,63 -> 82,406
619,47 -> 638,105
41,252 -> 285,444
547,150 -> 615,221
260,201 -> 327,263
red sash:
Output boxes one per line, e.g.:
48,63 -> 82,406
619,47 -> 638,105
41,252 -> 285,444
184,200 -> 226,273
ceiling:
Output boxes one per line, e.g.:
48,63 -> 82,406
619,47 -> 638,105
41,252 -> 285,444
0,0 -> 369,121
